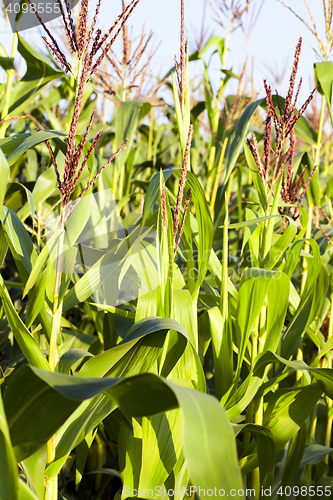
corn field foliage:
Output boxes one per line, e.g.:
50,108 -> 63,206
2,0 -> 333,499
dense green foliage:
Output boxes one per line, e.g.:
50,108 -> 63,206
1,1 -> 333,500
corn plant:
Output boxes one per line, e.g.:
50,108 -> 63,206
1,1 -> 333,500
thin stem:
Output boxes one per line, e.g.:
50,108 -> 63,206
75,55 -> 83,102
324,288 -> 333,461
325,411 -> 332,462
37,204 -> 42,252
205,146 -> 216,200
112,137 -> 118,197
301,96 -> 325,292
4,280 -> 24,288
220,193 -> 228,319
260,164 -> 281,264
88,303 -> 136,319
44,215 -> 65,500
210,137 -> 228,214
251,313 -> 264,499
186,249 -> 196,295
266,157 -> 279,217
147,108 -> 154,162
315,94 -> 325,168
48,213 -> 66,372
301,205 -> 313,295
252,396 -> 263,499
296,341 -> 304,382
0,31 -> 18,138
243,402 -> 254,449
44,436 -> 57,500
191,287 -> 200,352
121,61 -> 127,101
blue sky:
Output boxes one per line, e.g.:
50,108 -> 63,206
0,0 -> 326,104
120,0 -> 325,103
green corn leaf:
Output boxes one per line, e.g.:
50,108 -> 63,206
0,391 -> 19,500
6,130 -> 67,166
294,114 -> 318,145
0,207 -> 53,339
298,151 -> 320,207
16,166 -> 60,222
142,170 -> 214,287
202,62 -> 218,133
261,95 -> 318,145
310,367 -> 333,399
57,349 -> 93,375
79,317 -> 189,379
20,447 -> 46,500
282,239 -> 304,278
62,222 -> 156,312
263,174 -> 283,260
221,214 -> 279,229
0,133 -> 30,157
23,229 -> 63,298
157,173 -> 173,318
208,306 -> 233,400
17,478 -> 40,500
0,149 -> 9,208
225,98 -> 263,183
235,268 -> 272,376
134,410 -> 183,493
262,218 -> 297,270
265,385 -> 322,452
122,436 -> 142,494
63,194 -> 93,247
174,170 -> 214,292
239,424 -> 276,490
241,384 -> 322,474
44,317 -> 203,478
214,98 -> 263,225
170,381 -> 243,498
262,271 -> 290,353
244,141 -> 268,212
241,208 -> 261,264
168,289 -> 204,389
172,73 -> 184,149
7,35 -> 62,118
314,61 -> 333,124
0,274 -> 50,371
299,444 -> 333,468
189,35 -> 226,61
115,101 -> 151,170
62,239 -> 129,312
6,133 -> 92,221
4,183 -> 35,218
225,351 -> 311,421
135,291 -> 204,390
4,364 -> 243,497
279,425 -> 306,499
25,268 -> 47,328
282,244 -> 329,358
0,206 -> 36,280
172,289 -> 197,352
0,43 -> 14,72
